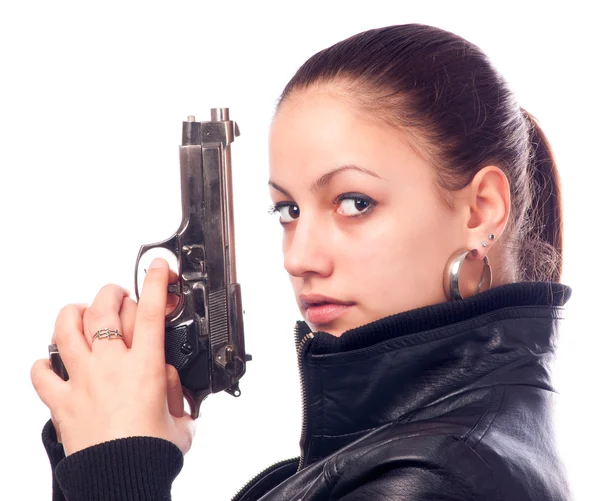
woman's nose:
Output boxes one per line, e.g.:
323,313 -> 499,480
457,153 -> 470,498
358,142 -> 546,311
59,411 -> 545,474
283,217 -> 333,279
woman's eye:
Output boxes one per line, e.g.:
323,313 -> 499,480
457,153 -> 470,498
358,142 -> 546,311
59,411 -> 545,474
336,194 -> 375,217
270,203 -> 300,223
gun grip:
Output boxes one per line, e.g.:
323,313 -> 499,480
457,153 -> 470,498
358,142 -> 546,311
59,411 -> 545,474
165,319 -> 211,419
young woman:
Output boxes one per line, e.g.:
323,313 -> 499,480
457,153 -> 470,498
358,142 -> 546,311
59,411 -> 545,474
31,24 -> 572,500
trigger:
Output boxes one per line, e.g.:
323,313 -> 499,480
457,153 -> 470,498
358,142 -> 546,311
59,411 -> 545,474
144,271 -> 180,295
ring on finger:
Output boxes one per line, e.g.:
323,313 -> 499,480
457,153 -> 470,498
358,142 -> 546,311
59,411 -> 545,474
92,328 -> 124,341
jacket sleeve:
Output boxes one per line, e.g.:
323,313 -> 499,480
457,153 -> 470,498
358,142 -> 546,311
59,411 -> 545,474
42,419 -> 67,501
41,419 -> 184,501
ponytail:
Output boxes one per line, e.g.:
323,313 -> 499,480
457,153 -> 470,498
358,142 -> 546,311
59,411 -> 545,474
520,109 -> 563,283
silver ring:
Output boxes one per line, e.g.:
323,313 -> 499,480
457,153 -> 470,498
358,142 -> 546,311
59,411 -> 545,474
92,328 -> 123,341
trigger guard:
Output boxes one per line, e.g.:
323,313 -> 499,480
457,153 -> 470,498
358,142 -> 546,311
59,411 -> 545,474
134,234 -> 180,300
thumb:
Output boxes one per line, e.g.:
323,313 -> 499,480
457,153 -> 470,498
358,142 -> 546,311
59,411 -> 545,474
50,412 -> 62,443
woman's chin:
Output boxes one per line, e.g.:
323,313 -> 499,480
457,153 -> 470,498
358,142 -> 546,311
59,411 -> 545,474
305,308 -> 365,338
307,323 -> 345,337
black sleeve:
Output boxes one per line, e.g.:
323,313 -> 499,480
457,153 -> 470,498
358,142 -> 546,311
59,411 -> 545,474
41,419 -> 67,501
42,419 -> 184,501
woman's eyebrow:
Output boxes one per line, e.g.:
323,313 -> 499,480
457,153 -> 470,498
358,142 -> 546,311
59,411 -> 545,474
268,165 -> 382,197
268,181 -> 292,198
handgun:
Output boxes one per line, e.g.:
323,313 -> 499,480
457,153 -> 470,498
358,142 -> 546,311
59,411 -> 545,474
49,108 -> 251,419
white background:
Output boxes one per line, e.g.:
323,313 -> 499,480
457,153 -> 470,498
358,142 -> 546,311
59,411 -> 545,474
1,1 -> 598,499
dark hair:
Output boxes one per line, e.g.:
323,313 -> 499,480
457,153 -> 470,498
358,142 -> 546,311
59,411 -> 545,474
278,24 -> 562,283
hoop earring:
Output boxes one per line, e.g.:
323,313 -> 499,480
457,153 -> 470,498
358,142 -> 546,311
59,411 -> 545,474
443,249 -> 493,300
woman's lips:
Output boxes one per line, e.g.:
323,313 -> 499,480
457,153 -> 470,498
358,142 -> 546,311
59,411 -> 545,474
305,303 -> 353,325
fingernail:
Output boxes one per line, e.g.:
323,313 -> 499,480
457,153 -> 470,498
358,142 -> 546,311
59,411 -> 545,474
149,258 -> 168,270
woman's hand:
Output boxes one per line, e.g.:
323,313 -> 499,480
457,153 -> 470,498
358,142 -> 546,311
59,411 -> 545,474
31,258 -> 195,456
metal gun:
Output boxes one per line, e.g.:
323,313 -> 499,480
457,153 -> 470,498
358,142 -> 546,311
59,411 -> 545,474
49,108 -> 250,419
134,108 -> 250,418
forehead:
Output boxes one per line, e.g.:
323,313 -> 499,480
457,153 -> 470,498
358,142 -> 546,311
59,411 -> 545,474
270,87 -> 382,159
269,86 -> 433,185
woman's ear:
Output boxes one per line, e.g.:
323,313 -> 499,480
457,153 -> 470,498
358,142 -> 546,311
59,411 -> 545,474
464,165 -> 511,259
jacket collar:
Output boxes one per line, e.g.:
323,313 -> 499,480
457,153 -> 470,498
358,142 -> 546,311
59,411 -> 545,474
296,282 -> 571,466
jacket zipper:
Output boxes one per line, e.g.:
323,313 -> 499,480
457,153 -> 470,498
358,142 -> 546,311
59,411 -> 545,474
230,457 -> 299,501
295,324 -> 314,471
230,324 -> 313,500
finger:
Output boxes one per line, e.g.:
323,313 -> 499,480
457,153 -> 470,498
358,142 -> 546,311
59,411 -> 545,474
132,258 -> 169,362
83,284 -> 128,351
31,358 -> 68,415
53,304 -> 91,374
122,271 -> 176,340
51,303 -> 88,345
119,297 -> 137,348
167,268 -> 179,283
166,364 -> 184,418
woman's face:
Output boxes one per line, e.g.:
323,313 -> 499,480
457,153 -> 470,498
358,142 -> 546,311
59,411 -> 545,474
268,86 -> 467,336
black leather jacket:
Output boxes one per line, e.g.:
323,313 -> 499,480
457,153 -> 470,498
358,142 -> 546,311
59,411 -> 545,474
43,282 -> 573,500
232,282 -> 573,501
